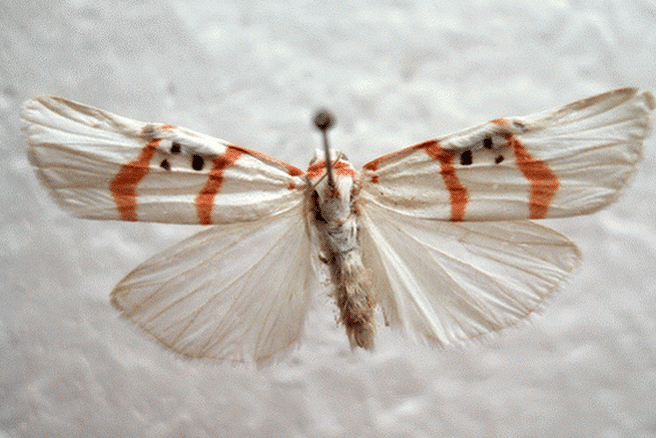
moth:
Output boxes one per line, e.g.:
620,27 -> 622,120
22,88 -> 654,363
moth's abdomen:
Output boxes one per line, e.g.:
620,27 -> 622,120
333,249 -> 375,350
310,204 -> 377,349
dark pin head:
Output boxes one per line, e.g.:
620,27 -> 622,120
313,110 -> 335,132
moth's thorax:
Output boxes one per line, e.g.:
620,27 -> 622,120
307,149 -> 359,228
307,148 -> 363,257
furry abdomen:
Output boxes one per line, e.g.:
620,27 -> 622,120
310,191 -> 376,349
331,246 -> 376,349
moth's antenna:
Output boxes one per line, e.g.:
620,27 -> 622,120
313,110 -> 336,188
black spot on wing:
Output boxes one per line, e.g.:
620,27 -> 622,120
460,150 -> 473,166
160,159 -> 171,171
483,136 -> 493,149
171,142 -> 181,154
495,155 -> 504,164
191,154 -> 205,171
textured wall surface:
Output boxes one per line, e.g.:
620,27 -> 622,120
1,1 -> 654,437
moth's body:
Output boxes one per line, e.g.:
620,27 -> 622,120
22,88 -> 654,362
307,149 -> 375,349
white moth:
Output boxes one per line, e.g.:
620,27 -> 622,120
22,88 -> 654,363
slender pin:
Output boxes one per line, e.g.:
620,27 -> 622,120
313,110 -> 336,188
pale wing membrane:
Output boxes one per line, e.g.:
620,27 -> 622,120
111,206 -> 316,363
361,88 -> 654,220
359,203 -> 580,344
22,96 -> 305,224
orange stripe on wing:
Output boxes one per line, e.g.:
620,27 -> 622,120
492,119 -> 559,219
229,144 -> 304,193
362,141 -> 432,184
195,147 -> 246,225
506,134 -> 559,219
423,140 -> 468,221
229,145 -> 304,177
109,139 -> 160,221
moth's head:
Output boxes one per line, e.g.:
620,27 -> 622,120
306,149 -> 354,185
309,148 -> 348,166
